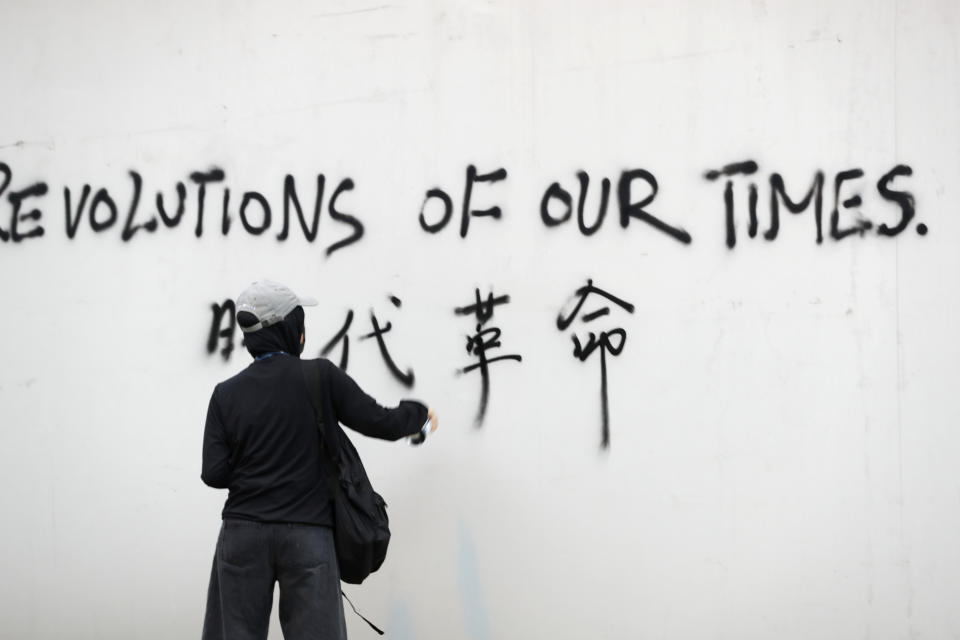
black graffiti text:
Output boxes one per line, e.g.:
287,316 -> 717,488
0,163 -> 49,243
704,160 -> 921,248
54,166 -> 366,254
540,169 -> 692,244
419,165 -> 508,238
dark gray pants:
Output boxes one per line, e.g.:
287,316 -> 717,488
202,520 -> 347,640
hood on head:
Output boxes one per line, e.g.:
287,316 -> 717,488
242,306 -> 305,358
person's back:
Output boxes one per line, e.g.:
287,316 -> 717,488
200,280 -> 437,640
203,353 -> 331,525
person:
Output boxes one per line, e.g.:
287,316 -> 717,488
201,280 -> 438,640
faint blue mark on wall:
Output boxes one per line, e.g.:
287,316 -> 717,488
386,600 -> 416,640
458,519 -> 492,640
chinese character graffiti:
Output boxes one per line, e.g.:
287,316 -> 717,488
455,287 -> 522,426
557,279 -> 635,449
321,296 -> 415,388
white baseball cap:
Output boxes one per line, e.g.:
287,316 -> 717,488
235,280 -> 318,333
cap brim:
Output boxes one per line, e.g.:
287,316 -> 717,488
298,296 -> 318,307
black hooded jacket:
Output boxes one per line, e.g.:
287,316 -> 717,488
201,308 -> 427,525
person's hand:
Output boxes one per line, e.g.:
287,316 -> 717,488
427,408 -> 439,433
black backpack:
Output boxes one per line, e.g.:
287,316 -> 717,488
300,360 -> 391,585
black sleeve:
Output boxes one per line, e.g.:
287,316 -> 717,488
201,388 -> 232,488
326,361 -> 428,441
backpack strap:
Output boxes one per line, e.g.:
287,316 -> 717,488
300,360 -> 386,636
300,360 -> 340,466
342,590 -> 385,635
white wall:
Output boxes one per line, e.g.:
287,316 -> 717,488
1,1 -> 958,638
